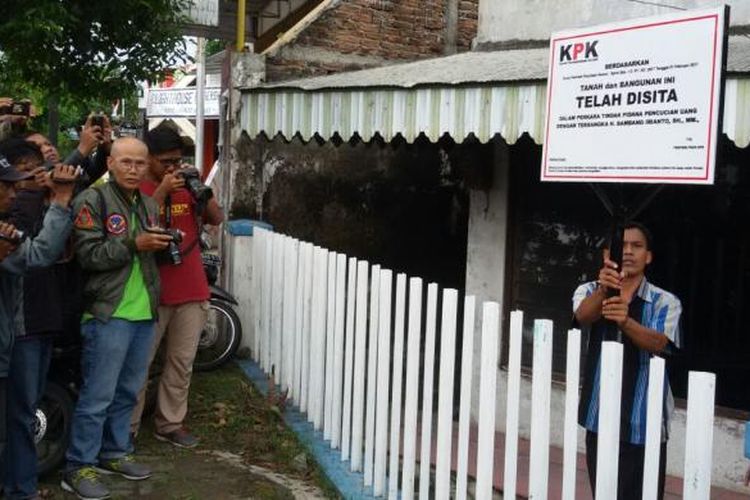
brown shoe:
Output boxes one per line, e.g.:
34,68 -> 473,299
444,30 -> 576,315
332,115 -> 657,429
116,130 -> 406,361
154,427 -> 199,448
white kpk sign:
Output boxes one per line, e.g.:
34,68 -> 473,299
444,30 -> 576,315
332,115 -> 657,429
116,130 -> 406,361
541,7 -> 726,184
146,87 -> 221,118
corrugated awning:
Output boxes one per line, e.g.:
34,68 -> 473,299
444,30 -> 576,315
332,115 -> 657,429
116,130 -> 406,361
240,38 -> 750,147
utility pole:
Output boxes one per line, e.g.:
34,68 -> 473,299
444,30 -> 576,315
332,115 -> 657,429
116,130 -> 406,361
195,36 -> 206,174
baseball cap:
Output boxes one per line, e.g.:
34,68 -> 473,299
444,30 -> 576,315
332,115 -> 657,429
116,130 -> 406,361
0,153 -> 33,182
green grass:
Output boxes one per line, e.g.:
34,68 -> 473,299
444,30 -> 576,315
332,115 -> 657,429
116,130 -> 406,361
38,363 -> 338,499
187,363 -> 338,496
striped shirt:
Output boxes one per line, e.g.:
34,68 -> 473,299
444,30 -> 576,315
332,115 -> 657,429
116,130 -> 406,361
573,278 -> 682,445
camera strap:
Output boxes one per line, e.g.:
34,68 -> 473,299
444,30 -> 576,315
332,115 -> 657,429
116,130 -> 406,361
162,193 -> 202,258
164,194 -> 172,228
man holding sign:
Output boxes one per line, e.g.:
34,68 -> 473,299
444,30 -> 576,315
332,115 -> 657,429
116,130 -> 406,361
573,222 -> 682,499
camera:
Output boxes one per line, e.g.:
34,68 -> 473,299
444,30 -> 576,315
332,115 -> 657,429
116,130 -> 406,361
0,229 -> 26,245
90,114 -> 105,128
148,228 -> 184,266
178,167 -> 213,205
0,100 -> 31,117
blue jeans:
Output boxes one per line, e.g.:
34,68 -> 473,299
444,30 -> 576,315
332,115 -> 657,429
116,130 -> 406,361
3,337 -> 53,499
65,319 -> 154,470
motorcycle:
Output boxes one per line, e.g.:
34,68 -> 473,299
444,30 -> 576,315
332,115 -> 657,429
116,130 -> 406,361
34,254 -> 242,474
193,254 -> 243,372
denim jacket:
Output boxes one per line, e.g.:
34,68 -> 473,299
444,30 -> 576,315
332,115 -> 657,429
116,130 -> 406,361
0,203 -> 72,377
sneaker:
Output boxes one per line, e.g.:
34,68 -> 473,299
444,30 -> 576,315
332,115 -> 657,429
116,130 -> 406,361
96,455 -> 152,481
154,427 -> 199,449
61,467 -> 111,500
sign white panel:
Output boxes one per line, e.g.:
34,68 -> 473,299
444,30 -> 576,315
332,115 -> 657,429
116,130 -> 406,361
541,7 -> 726,184
146,87 -> 221,118
185,0 -> 219,27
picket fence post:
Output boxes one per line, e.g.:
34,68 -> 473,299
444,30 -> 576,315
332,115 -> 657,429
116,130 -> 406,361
455,295 -> 476,500
642,356 -> 665,500
299,242 -> 313,412
388,274 -> 407,498
262,230 -> 273,371
292,238 -> 305,403
596,341 -> 624,499
350,260 -> 370,468
562,329 -> 581,500
529,319 -> 553,499
330,253 -> 347,448
418,283 -> 439,500
323,252 -> 337,439
373,269 -> 393,496
683,372 -> 716,500
341,257 -> 357,458
504,310 -> 524,499
251,228 -> 263,363
400,277 -> 423,500
435,288 -> 458,499
271,234 -> 283,379
476,301 -> 500,499
363,265 -> 381,486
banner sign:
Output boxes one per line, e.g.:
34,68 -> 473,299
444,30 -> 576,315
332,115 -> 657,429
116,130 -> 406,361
184,0 -> 219,27
541,7 -> 727,184
146,87 -> 221,118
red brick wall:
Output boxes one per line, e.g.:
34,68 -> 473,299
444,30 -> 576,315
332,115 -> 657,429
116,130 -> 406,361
457,0 -> 478,52
265,0 -> 478,82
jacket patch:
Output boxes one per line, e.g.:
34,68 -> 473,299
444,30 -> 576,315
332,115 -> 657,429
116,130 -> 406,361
106,213 -> 128,235
75,206 -> 95,229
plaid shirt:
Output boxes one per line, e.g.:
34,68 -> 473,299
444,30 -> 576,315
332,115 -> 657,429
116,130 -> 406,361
573,278 -> 682,445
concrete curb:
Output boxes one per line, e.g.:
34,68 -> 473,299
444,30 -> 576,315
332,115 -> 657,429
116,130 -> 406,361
238,359 -> 379,499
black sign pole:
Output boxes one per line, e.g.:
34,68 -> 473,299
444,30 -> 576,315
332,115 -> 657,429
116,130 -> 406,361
588,183 -> 625,340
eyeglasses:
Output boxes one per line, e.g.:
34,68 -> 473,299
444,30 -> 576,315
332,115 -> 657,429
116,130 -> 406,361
116,158 -> 148,171
156,157 -> 182,167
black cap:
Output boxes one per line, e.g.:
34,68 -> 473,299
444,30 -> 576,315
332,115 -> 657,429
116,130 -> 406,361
0,154 -> 33,182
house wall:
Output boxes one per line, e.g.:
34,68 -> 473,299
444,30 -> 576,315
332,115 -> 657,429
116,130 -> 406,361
229,135 -> 471,290
478,0 -> 750,47
265,0 -> 479,82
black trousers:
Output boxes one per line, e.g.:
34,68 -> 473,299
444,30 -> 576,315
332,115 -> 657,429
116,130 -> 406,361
0,377 -> 6,457
586,430 -> 667,500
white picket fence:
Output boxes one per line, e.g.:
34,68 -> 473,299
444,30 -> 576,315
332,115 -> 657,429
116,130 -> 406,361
250,228 -> 717,499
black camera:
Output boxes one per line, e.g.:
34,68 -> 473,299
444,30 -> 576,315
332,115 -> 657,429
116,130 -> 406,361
178,167 -> 213,205
0,229 -> 26,245
90,114 -> 105,128
148,228 -> 183,266
0,100 -> 31,117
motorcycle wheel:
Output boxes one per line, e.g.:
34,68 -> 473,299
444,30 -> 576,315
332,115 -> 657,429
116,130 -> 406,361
194,298 -> 242,372
35,381 -> 74,477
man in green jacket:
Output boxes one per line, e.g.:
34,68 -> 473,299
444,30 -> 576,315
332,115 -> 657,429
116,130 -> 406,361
62,137 -> 174,500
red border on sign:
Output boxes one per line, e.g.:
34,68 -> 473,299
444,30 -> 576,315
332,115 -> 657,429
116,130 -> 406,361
542,13 -> 720,182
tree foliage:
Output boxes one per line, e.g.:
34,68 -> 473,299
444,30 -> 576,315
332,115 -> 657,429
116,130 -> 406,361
0,0 -> 192,101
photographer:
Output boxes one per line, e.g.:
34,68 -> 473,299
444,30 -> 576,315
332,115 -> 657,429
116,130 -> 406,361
62,137 -> 172,500
0,149 -> 77,484
0,138 -> 81,499
130,126 -> 223,448
573,222 -> 682,500
26,113 -> 112,186
62,113 -> 112,180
